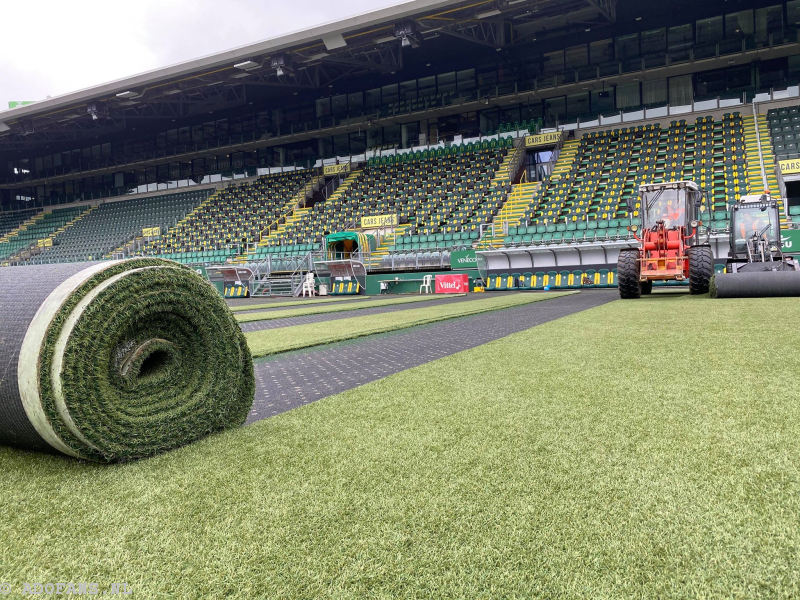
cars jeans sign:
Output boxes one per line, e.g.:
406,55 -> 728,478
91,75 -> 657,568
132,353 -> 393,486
524,131 -> 562,148
323,163 -> 351,176
361,214 -> 398,228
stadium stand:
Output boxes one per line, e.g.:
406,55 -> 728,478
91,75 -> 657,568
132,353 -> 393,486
151,172 -> 313,263
22,190 -> 208,264
0,208 -> 39,239
488,113 -> 747,248
767,105 -> 800,161
0,206 -> 85,260
271,139 -> 513,251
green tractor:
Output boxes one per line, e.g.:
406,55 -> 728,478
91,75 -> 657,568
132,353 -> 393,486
711,194 -> 800,298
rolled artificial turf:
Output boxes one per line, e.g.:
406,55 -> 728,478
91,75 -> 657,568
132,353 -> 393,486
0,259 -> 254,462
235,293 -> 464,323
246,291 -> 574,357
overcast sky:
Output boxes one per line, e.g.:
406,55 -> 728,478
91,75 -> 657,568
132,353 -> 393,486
0,0 -> 407,106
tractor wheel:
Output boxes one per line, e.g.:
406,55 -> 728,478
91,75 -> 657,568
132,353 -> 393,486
617,249 -> 641,299
688,245 -> 713,295
641,280 -> 653,295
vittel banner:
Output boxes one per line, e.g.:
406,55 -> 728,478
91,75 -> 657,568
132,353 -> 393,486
435,273 -> 469,293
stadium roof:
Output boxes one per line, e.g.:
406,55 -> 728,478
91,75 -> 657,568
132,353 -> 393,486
0,0 -> 616,142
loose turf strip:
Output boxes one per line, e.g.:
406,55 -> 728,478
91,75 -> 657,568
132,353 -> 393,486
245,291 -> 573,357
229,295 -> 371,312
0,260 -> 253,462
2,294 -> 799,598
235,293 -> 465,323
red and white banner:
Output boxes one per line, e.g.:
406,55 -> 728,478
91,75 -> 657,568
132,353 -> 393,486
435,273 -> 469,294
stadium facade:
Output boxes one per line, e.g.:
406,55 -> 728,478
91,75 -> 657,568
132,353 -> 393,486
0,0 -> 794,205
1,0 -> 799,290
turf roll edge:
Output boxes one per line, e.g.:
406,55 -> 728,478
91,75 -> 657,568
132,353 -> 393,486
0,259 -> 254,462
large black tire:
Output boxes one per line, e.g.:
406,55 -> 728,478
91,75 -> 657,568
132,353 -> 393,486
617,248 -> 641,299
641,280 -> 653,295
688,245 -> 713,295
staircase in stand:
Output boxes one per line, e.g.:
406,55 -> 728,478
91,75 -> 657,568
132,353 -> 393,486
258,174 -> 325,247
744,113 -> 787,226
25,206 -> 96,261
477,181 -> 542,248
365,223 -> 410,269
0,210 -> 46,244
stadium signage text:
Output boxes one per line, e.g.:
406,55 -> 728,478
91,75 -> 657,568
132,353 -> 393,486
782,229 -> 800,251
142,226 -> 161,237
450,249 -> 477,270
778,159 -> 800,175
435,273 -> 469,293
323,163 -> 351,176
524,131 -> 562,148
361,214 -> 398,228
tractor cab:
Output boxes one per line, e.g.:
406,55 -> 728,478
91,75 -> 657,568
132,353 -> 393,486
728,195 -> 781,261
639,181 -> 704,232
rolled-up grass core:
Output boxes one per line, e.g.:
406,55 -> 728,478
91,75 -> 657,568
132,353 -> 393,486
1,259 -> 254,462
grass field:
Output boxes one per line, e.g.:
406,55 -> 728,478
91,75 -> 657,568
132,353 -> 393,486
245,291 -> 571,356
1,293 -> 799,599
235,293 -> 464,323
228,295 -> 370,312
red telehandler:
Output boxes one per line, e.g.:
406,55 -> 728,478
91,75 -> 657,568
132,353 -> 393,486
617,181 -> 713,299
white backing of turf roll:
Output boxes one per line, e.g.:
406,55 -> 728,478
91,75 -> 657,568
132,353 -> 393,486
17,261 -> 122,458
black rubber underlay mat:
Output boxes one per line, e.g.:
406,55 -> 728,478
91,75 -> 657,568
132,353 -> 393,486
247,290 -> 616,423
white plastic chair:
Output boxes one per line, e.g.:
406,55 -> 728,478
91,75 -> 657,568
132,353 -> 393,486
301,272 -> 315,297
419,274 -> 433,294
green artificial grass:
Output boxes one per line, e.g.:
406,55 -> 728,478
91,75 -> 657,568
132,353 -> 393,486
229,295 -> 371,312
245,291 -> 571,356
2,294 -> 800,599
235,293 -> 465,323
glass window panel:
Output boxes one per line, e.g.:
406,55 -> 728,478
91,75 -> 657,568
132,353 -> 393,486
542,51 -> 564,75
544,96 -> 566,124
643,79 -> 667,105
565,44 -> 588,68
668,24 -> 693,48
566,92 -> 590,119
755,5 -> 783,44
641,28 -> 666,55
381,84 -> 398,102
457,69 -> 476,90
697,16 -> 723,44
616,82 -> 640,108
419,76 -> 435,96
437,71 -> 456,94
591,89 -> 614,115
590,39 -> 614,64
331,94 -> 347,115
726,10 -> 754,38
789,0 -> 800,25
365,88 -> 381,109
399,80 -> 417,100
348,92 -> 363,111
669,74 -> 693,106
616,34 -> 639,60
